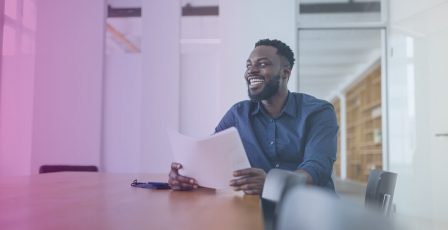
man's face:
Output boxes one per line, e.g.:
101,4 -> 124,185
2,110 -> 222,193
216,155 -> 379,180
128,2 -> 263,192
245,45 -> 284,101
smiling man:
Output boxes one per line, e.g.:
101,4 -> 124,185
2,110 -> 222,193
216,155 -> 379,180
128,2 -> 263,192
169,39 -> 338,195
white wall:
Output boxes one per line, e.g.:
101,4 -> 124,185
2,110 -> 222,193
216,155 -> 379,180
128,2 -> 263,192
140,0 -> 180,173
31,0 -> 105,173
180,44 -> 220,137
0,55 -> 34,176
103,9 -> 221,173
103,54 -> 141,173
180,15 -> 221,137
388,0 -> 448,224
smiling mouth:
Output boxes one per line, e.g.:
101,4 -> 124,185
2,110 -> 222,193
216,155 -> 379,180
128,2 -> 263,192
248,77 -> 265,89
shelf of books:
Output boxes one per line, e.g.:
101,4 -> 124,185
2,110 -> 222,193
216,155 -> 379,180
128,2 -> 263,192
345,65 -> 382,182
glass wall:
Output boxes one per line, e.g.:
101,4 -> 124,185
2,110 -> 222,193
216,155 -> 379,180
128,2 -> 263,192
388,0 -> 448,223
297,0 -> 387,183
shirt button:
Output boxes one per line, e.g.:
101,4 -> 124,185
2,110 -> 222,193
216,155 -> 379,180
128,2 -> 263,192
270,141 -> 274,145
270,119 -> 274,123
275,163 -> 280,168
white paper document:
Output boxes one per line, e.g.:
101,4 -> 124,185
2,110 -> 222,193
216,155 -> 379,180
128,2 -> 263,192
168,127 -> 251,190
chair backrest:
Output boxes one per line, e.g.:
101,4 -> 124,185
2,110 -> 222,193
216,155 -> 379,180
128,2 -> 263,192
276,186 -> 392,230
39,165 -> 99,174
262,169 -> 307,202
261,169 -> 307,230
365,169 -> 397,216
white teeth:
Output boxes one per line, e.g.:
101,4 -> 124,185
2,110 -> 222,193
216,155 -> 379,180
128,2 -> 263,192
249,78 -> 264,86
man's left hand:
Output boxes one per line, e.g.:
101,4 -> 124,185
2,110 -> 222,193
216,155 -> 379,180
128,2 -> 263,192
230,168 -> 266,195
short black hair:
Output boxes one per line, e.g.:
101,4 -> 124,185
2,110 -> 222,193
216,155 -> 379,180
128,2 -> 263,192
255,39 -> 295,69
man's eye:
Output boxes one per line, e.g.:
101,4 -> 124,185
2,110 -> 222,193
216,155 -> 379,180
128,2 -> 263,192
246,64 -> 252,69
259,63 -> 267,68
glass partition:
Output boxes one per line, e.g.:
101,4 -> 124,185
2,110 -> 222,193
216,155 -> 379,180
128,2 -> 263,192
298,28 -> 384,183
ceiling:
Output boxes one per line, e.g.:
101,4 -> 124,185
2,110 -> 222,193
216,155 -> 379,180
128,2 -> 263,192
298,29 -> 382,100
296,0 -> 383,100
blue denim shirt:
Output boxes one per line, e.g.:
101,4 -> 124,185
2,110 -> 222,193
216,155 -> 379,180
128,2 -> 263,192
215,92 -> 338,190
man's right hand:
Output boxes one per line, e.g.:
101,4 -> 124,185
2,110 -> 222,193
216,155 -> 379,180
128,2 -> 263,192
168,162 -> 198,191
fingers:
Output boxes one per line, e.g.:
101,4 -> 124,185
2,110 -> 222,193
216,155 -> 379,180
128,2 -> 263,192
232,183 -> 263,195
233,168 -> 264,177
233,183 -> 261,191
231,168 -> 266,186
231,168 -> 266,195
230,176 -> 244,186
243,189 -> 260,195
170,179 -> 198,190
168,162 -> 198,191
230,176 -> 263,195
230,176 -> 255,186
171,162 -> 182,171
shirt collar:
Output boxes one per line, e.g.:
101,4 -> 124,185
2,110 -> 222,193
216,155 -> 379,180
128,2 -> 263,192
250,91 -> 297,118
251,102 -> 262,116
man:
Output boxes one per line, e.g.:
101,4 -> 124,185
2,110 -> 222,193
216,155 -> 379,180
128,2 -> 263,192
169,39 -> 338,195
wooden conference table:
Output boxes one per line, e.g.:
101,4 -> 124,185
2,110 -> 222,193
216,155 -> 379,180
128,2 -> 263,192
0,172 -> 263,230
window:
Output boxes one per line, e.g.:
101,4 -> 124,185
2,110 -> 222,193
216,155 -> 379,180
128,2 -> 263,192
2,0 -> 36,56
106,4 -> 141,54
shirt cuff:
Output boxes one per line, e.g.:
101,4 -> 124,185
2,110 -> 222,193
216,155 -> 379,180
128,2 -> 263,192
298,164 -> 319,186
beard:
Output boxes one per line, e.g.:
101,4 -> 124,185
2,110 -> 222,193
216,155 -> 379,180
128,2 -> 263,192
248,75 -> 280,102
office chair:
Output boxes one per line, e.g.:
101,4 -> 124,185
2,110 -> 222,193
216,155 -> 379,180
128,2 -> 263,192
365,169 -> 397,216
276,186 -> 393,230
39,165 -> 99,174
261,169 -> 307,230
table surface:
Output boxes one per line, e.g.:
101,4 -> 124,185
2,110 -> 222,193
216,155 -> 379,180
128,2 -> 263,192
0,172 -> 263,230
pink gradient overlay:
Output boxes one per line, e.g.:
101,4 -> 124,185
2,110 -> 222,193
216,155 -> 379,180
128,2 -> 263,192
0,0 -> 106,176
1,0 -> 37,176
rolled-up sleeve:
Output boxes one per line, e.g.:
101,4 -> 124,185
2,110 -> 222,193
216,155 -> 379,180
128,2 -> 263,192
298,105 -> 338,186
215,106 -> 237,133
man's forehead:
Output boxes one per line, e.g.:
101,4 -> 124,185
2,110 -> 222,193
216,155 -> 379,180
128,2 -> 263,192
248,46 -> 279,61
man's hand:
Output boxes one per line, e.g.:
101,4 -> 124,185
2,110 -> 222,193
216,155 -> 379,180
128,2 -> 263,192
168,162 -> 198,191
230,168 -> 266,195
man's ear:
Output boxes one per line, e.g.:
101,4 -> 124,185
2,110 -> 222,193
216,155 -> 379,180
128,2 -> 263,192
282,67 -> 291,80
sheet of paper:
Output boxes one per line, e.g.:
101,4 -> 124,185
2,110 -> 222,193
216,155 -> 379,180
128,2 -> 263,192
168,127 -> 251,190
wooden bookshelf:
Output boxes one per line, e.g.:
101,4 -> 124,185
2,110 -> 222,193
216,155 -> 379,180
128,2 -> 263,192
345,65 -> 382,182
331,98 -> 341,177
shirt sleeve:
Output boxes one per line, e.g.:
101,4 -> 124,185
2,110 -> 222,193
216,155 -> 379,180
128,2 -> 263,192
298,105 -> 338,186
215,106 -> 237,133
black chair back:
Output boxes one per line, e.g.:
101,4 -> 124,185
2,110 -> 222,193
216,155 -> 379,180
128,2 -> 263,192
276,186 -> 393,230
39,165 -> 99,174
365,169 -> 397,215
261,169 -> 307,230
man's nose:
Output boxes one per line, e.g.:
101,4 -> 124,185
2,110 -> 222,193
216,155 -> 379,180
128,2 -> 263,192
247,65 -> 260,74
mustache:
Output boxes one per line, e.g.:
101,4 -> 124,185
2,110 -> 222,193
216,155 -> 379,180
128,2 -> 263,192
248,75 -> 280,101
